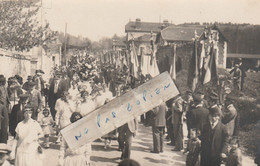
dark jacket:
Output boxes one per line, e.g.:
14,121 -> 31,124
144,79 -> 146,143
200,120 -> 229,166
48,78 -> 68,108
152,103 -> 167,127
190,105 -> 209,132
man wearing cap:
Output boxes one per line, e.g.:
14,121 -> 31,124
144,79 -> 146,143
190,92 -> 209,134
25,82 -> 42,120
200,106 -> 229,166
0,143 -> 12,166
9,94 -> 30,137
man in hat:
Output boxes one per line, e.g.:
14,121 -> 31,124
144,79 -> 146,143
190,92 -> 209,134
231,64 -> 242,92
22,76 -> 33,92
0,143 -> 12,166
48,71 -> 69,120
208,90 -> 220,108
26,82 -> 42,120
200,106 -> 229,166
9,94 -> 30,137
184,90 -> 194,139
34,70 -> 45,94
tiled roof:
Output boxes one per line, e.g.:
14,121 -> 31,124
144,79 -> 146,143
125,21 -> 171,33
160,25 -> 205,42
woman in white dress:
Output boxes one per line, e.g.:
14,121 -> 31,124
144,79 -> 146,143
58,112 -> 91,166
11,105 -> 43,166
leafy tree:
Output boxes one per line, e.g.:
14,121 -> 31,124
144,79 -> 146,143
0,1 -> 56,52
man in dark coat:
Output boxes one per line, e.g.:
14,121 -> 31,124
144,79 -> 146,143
200,106 -> 229,166
9,94 -> 29,137
118,118 -> 138,159
151,103 -> 167,153
0,103 -> 8,143
48,71 -> 69,120
190,93 -> 209,134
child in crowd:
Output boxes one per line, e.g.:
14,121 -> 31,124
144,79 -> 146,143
225,137 -> 242,166
40,108 -> 54,148
185,128 -> 201,166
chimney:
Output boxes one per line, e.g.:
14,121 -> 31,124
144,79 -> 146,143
135,18 -> 141,29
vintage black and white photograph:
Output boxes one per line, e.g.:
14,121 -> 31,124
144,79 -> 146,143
0,0 -> 260,166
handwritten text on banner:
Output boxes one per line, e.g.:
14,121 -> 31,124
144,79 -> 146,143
61,71 -> 180,150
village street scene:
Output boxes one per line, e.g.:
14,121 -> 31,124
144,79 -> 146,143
0,0 -> 260,166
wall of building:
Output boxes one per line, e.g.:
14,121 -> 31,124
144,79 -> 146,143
0,48 -> 31,81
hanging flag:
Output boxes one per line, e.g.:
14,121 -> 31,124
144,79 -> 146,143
187,40 -> 199,92
199,41 -> 206,70
130,41 -> 139,79
149,53 -> 160,77
170,45 -> 177,80
203,45 -> 217,84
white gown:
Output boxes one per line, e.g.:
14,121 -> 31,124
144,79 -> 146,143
15,119 -> 43,166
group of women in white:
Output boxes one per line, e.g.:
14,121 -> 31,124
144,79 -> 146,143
10,72 -> 114,166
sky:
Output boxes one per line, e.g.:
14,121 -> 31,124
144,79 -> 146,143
42,0 -> 260,41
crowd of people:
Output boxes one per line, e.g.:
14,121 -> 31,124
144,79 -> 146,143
0,50 -> 258,166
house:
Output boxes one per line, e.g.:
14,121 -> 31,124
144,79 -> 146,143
155,24 -> 228,73
218,24 -> 260,69
125,18 -> 172,56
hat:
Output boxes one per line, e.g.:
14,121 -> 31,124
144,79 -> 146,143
192,93 -> 203,102
234,64 -> 239,67
209,105 -> 222,116
0,143 -> 11,154
209,91 -> 219,100
28,81 -> 36,87
19,94 -> 30,100
55,71 -> 62,76
39,70 -> 45,74
27,76 -> 33,80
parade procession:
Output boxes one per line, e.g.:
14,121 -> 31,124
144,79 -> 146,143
0,0 -> 260,166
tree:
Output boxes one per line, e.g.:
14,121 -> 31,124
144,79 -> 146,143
0,1 -> 56,52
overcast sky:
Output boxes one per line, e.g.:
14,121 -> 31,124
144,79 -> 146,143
43,0 -> 260,41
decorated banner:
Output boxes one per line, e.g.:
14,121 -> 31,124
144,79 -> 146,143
61,71 -> 180,150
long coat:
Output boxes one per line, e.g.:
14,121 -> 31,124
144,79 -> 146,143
200,120 -> 229,166
0,104 -> 9,143
9,103 -> 24,136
